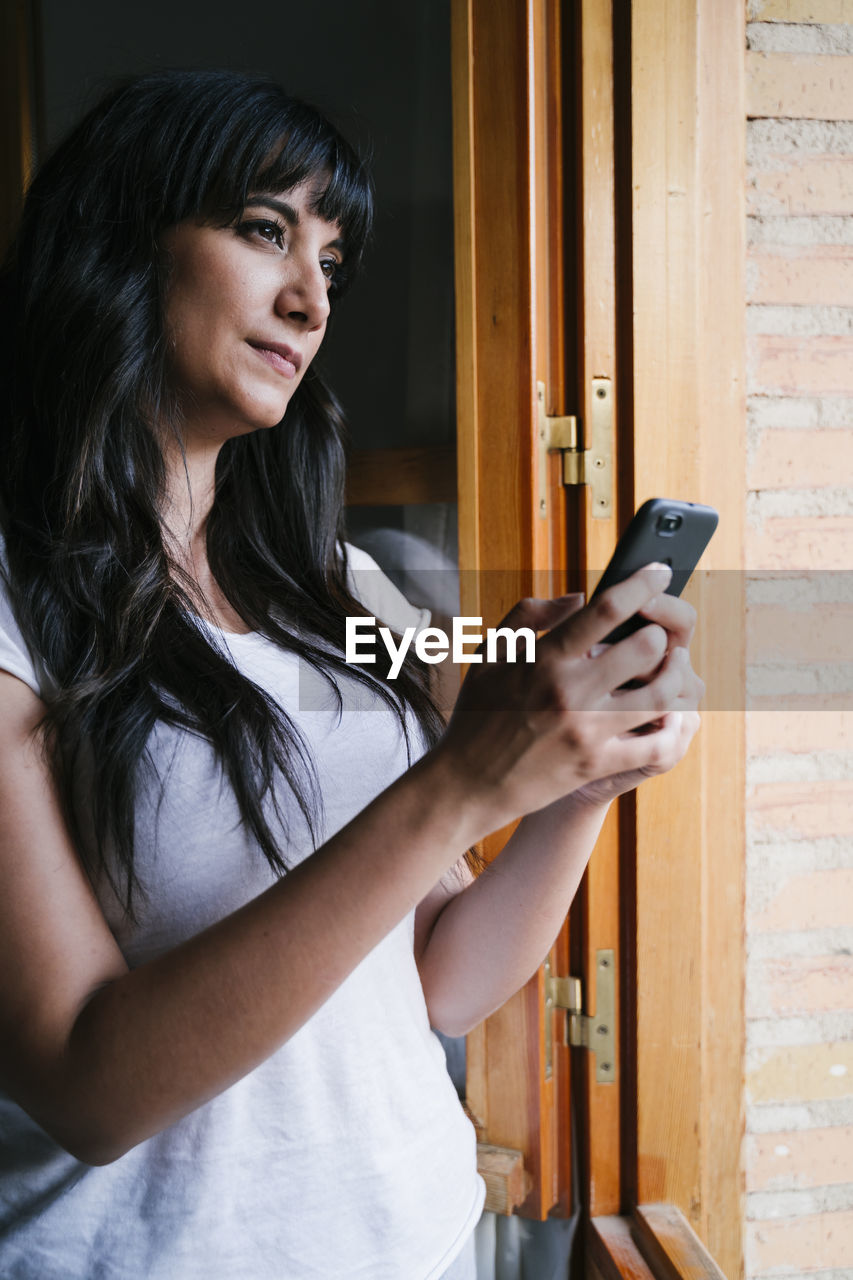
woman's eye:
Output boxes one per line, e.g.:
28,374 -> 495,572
239,218 -> 285,249
320,258 -> 339,283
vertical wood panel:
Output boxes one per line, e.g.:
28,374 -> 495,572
572,0 -> 623,1219
452,0 -> 480,592
454,0 -> 572,1219
629,1 -> 745,1274
631,0 -> 704,1227
694,2 -> 747,1273
456,0 -> 744,1253
468,0 -> 533,592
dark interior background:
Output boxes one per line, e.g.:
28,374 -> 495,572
37,0 -> 455,468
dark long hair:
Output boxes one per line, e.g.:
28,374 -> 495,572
0,69 -> 444,914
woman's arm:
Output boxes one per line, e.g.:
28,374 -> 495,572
414,592 -> 703,1035
0,675 -> 487,1165
415,714 -> 698,1035
0,564 -> 693,1165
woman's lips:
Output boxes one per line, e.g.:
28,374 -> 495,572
247,341 -> 301,379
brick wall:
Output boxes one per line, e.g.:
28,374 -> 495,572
745,3 -> 853,1277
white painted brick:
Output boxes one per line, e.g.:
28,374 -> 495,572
747,1013 -> 853,1046
748,927 -> 853,959
747,835 -> 853,872
746,657 -> 847,683
746,951 -> 853,1020
745,862 -> 853,935
747,665 -> 853,705
748,417 -> 762,473
747,866 -> 777,919
748,395 -> 824,427
748,118 -> 853,156
748,214 -> 853,244
748,304 -> 853,334
742,855 -> 850,926
745,573 -> 853,605
747,488 -> 853,518
747,254 -> 761,299
747,22 -> 853,55
742,1272 -> 853,1280
818,397 -> 853,424
744,583 -> 853,696
735,16 -> 853,1269
747,751 -> 853,783
746,844 -> 853,910
748,1184 -> 853,1218
746,1272 -> 853,1280
749,1099 -> 853,1132
746,667 -> 853,706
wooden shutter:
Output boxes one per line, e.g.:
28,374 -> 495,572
580,0 -> 746,1273
453,1 -> 745,1271
453,0 -> 574,1218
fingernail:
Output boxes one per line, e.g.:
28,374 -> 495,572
557,592 -> 585,604
644,562 -> 672,588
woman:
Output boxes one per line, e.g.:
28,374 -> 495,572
0,71 -> 702,1279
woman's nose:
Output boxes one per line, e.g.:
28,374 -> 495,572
276,258 -> 330,330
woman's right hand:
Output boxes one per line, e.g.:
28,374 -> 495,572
436,564 -> 704,829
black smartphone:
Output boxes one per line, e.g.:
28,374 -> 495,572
590,498 -> 718,644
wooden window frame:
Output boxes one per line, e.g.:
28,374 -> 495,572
451,1 -> 746,1275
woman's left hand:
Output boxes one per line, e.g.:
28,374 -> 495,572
568,589 -> 704,808
417,587 -> 704,1035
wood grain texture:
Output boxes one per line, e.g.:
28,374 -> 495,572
572,0 -> 623,1219
591,1205 -> 730,1280
630,1 -> 745,1274
694,4 -> 746,1272
631,0 -> 703,1229
589,1215 -> 658,1280
453,0 -> 573,1220
456,0 -> 746,1252
451,0 -> 480,588
632,1204 -> 728,1280
476,1142 -> 531,1216
467,0 -> 533,586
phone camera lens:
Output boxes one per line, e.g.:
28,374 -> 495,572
656,512 -> 683,535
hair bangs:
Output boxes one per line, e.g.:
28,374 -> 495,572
161,86 -> 373,287
250,120 -> 374,283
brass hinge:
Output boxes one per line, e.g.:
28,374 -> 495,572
537,379 -> 614,520
544,949 -> 616,1084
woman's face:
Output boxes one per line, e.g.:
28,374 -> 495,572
161,179 -> 344,447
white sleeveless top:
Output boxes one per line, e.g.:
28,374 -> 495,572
0,543 -> 484,1279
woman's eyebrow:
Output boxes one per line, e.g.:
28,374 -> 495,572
247,195 -> 299,224
246,195 -> 346,252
